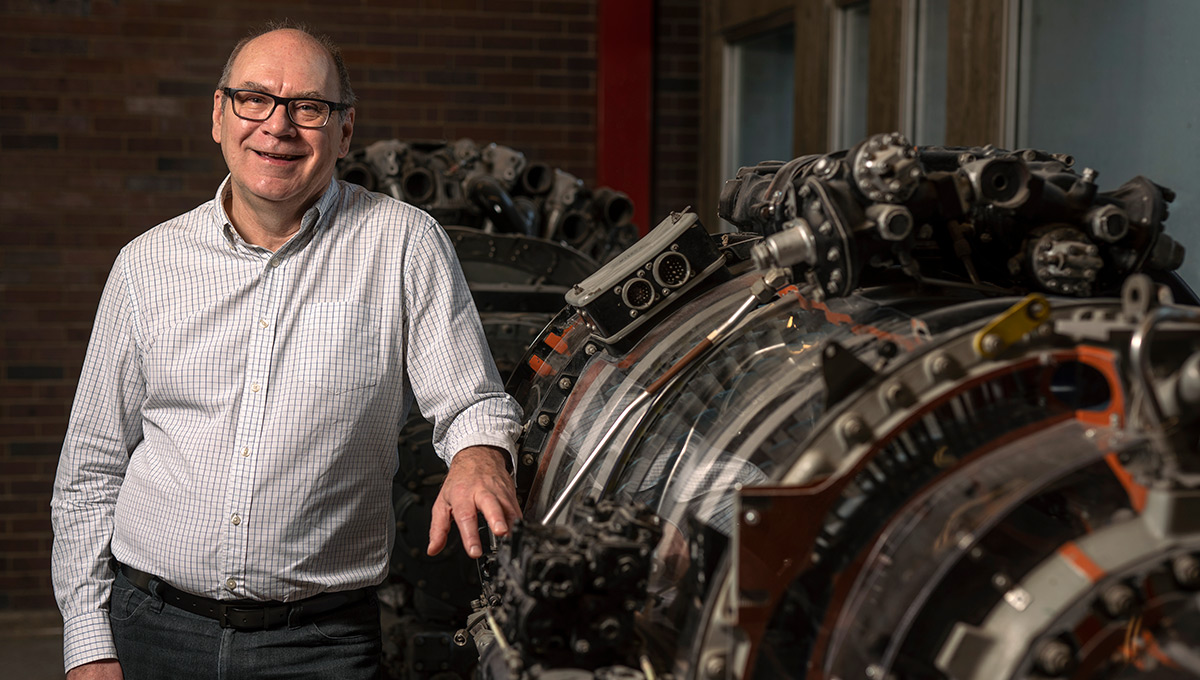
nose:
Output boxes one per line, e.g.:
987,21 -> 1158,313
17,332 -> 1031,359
260,102 -> 297,136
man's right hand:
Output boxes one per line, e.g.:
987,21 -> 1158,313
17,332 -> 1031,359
66,659 -> 123,679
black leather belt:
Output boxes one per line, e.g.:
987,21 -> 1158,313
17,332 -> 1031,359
118,563 -> 373,631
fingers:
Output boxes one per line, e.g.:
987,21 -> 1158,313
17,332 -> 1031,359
426,497 -> 451,556
454,506 -> 485,559
428,487 -> 518,557
476,492 -> 509,538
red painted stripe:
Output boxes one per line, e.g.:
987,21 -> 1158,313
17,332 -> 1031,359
597,0 -> 653,235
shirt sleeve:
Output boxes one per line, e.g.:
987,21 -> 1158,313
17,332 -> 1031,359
402,218 -> 524,466
51,250 -> 146,672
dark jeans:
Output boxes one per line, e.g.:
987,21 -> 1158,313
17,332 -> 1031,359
109,569 -> 382,680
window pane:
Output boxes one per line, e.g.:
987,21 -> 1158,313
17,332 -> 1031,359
1017,0 -> 1200,290
912,0 -> 948,145
724,26 -> 795,180
834,2 -> 870,149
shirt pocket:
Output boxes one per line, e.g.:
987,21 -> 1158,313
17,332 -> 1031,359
295,302 -> 382,394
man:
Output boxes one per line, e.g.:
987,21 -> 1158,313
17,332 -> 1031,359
51,23 -> 522,679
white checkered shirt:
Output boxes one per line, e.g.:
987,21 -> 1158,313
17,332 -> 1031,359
51,177 -> 522,671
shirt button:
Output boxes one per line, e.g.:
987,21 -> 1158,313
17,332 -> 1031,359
231,514 -> 242,526
251,383 -> 260,393
241,447 -> 251,457
259,319 -> 269,328
225,578 -> 237,590
269,258 -> 281,268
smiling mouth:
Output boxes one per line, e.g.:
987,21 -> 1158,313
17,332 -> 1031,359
256,151 -> 302,161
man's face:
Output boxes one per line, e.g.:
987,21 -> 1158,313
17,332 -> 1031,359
212,29 -> 354,218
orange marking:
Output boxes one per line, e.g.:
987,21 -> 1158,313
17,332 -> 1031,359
1071,346 -> 1126,428
543,332 -> 569,354
528,354 -> 553,377
1104,452 -> 1148,512
1059,541 -> 1106,583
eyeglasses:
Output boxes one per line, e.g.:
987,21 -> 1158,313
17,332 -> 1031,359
221,88 -> 349,129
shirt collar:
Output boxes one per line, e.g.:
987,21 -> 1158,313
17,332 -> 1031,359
214,176 -> 342,248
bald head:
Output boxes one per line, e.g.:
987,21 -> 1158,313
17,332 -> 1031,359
218,23 -> 356,110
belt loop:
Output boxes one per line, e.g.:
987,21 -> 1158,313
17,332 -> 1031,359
287,603 -> 305,630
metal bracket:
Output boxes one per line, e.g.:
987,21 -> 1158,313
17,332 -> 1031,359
973,294 -> 1051,359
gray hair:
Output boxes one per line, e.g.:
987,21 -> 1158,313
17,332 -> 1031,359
217,20 -> 357,118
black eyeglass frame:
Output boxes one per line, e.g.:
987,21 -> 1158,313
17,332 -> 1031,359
221,87 -> 350,129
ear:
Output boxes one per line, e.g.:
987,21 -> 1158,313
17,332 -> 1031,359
337,107 -> 355,158
212,90 -> 224,144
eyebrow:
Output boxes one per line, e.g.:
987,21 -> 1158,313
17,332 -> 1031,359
236,81 -> 332,100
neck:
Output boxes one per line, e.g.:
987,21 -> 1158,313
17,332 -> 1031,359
225,188 -> 318,252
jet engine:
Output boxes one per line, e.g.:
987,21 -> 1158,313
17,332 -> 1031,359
465,134 -> 1200,680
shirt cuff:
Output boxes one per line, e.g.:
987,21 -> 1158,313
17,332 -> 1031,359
62,610 -> 117,673
444,436 -> 517,472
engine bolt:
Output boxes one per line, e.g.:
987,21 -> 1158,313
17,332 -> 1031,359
1101,583 -> 1136,617
537,414 -> 552,428
558,377 -> 573,391
884,381 -> 912,408
929,354 -> 954,379
743,509 -> 760,526
1035,639 -> 1073,676
704,654 -> 727,679
598,617 -> 621,640
1172,554 -> 1200,588
841,415 -> 866,441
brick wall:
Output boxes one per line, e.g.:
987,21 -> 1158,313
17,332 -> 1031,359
0,0 -> 700,613
651,0 -> 702,224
